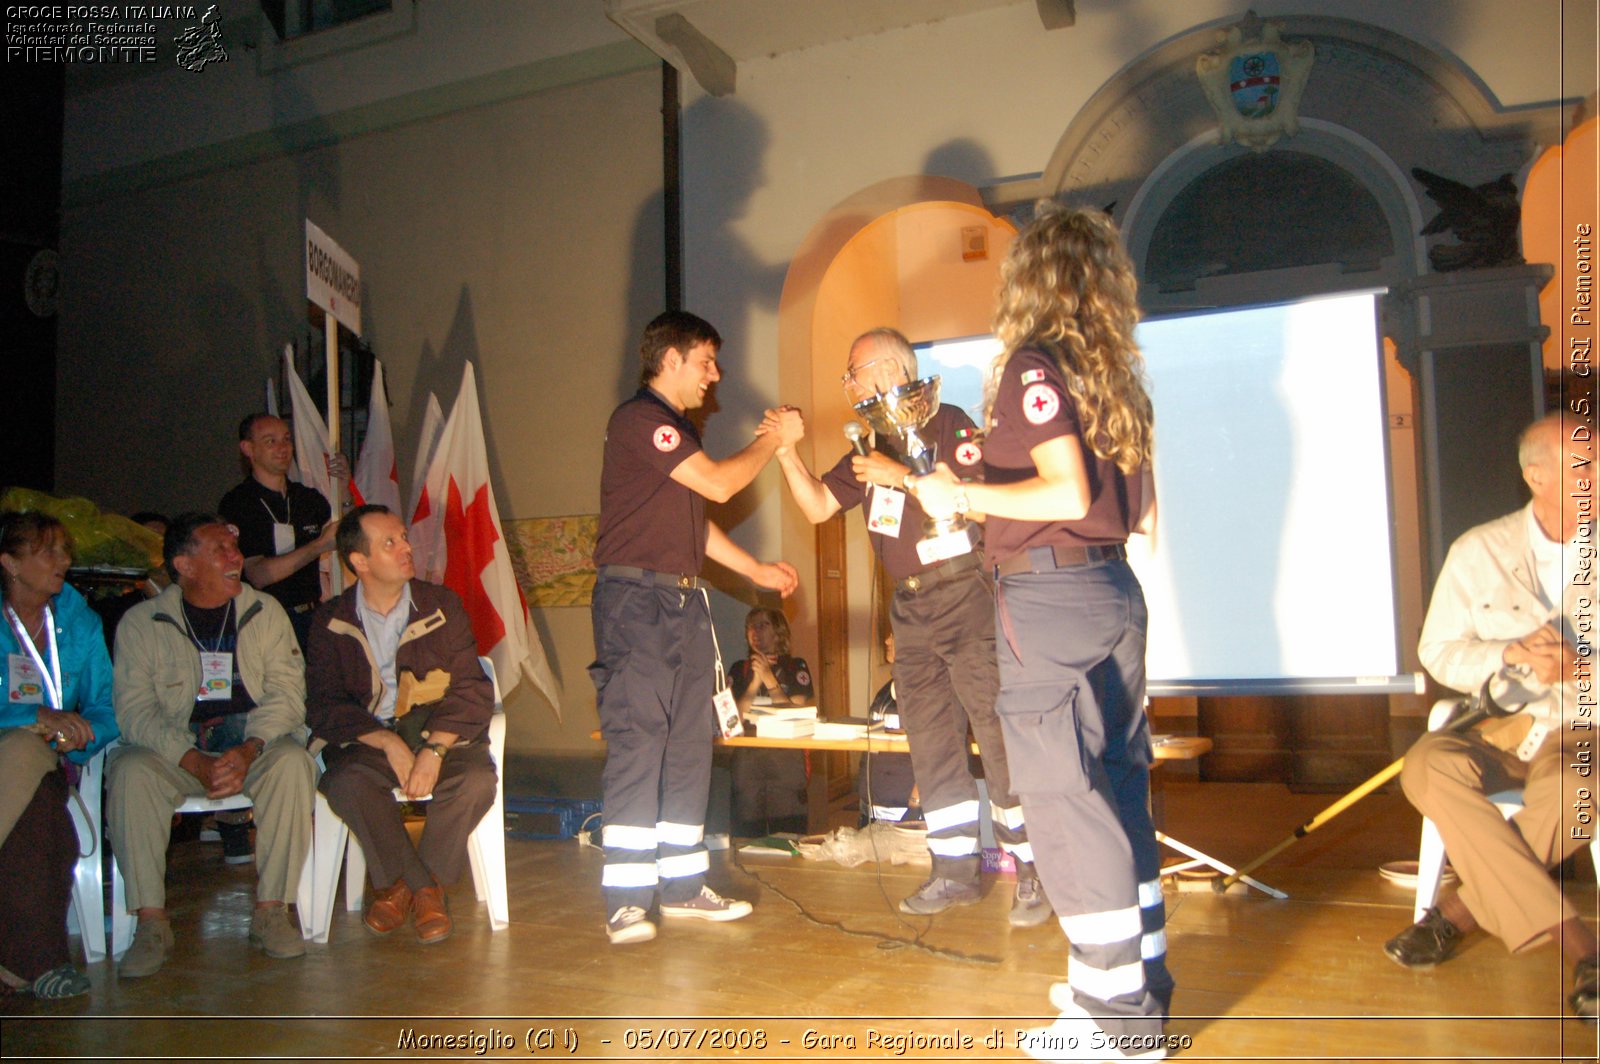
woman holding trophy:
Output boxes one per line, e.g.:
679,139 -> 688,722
910,203 -> 1172,1060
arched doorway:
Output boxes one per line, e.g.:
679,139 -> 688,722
776,181 -> 1014,716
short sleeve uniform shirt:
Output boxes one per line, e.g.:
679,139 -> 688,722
820,404 -> 985,581
594,388 -> 707,575
981,346 -> 1143,565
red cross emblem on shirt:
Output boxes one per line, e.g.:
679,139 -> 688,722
653,425 -> 681,452
1022,383 -> 1060,425
955,442 -> 982,466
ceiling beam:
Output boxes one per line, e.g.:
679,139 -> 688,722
655,12 -> 736,97
1035,0 -> 1075,30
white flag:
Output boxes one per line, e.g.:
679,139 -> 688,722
413,363 -> 559,713
351,359 -> 402,513
281,349 -> 335,597
407,391 -> 446,578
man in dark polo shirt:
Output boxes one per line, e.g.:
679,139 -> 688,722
772,328 -> 1047,927
218,413 -> 342,652
592,310 -> 799,945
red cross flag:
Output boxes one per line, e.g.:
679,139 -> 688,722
412,363 -> 560,714
350,358 -> 401,513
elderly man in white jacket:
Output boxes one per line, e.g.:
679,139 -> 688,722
1384,412 -> 1597,1023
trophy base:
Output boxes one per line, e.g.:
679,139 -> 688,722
916,522 -> 978,565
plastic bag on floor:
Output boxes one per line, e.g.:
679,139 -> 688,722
796,822 -> 930,868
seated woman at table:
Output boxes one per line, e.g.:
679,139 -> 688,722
728,608 -> 813,837
0,511 -> 119,999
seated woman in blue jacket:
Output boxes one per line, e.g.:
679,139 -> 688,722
0,511 -> 119,999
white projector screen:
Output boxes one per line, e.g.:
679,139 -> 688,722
915,290 -> 1410,695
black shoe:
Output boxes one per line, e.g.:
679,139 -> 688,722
220,821 -> 254,865
1383,907 -> 1463,968
1572,957 -> 1598,1023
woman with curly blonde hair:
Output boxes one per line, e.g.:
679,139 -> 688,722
913,202 -> 1172,1060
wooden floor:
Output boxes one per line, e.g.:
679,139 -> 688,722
3,781 -> 1597,1063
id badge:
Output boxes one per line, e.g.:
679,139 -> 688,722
713,685 -> 744,738
7,653 -> 44,704
198,652 -> 234,701
916,525 -> 977,564
867,487 -> 907,538
272,521 -> 295,556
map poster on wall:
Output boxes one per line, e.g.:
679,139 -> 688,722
505,514 -> 598,607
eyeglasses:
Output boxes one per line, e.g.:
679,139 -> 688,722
840,357 -> 905,389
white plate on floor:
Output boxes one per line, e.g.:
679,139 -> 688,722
1378,860 -> 1457,888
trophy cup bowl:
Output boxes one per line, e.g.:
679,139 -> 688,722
852,376 -> 942,475
852,376 -> 975,563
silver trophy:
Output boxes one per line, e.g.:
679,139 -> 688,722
853,375 -> 976,562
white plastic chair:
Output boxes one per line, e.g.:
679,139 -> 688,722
1413,698 -> 1600,921
66,745 -> 108,962
108,752 -> 317,957
304,656 -> 508,942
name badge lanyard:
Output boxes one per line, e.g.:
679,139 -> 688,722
6,604 -> 62,710
182,600 -> 234,654
260,494 -> 292,527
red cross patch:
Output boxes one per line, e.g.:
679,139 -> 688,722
955,442 -> 983,466
795,669 -> 810,687
653,425 -> 681,452
1022,383 -> 1060,425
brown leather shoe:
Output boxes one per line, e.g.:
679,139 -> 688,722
412,885 -> 452,944
363,881 -> 412,936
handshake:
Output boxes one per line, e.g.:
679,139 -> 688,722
756,405 -> 806,451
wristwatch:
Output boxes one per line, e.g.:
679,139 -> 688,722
421,742 -> 450,760
953,487 -> 972,515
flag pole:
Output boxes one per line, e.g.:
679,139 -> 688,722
325,311 -> 343,595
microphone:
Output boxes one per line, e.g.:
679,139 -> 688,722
844,421 -> 870,457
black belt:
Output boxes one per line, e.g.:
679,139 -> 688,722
895,552 -> 983,594
994,543 -> 1126,577
597,564 -> 703,590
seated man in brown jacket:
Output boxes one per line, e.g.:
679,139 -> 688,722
305,504 -> 496,944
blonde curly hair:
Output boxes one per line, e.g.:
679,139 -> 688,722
986,202 -> 1153,474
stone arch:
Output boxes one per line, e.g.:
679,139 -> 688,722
983,14 -> 1566,308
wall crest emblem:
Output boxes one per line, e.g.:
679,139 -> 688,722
1196,13 -> 1313,151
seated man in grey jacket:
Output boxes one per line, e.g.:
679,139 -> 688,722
110,513 -> 317,978
305,505 -> 496,945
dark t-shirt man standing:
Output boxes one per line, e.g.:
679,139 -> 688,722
218,413 -> 342,651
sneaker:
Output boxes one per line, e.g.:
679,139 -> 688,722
898,876 -> 981,915
24,964 -> 90,1000
1049,981 -> 1073,1012
606,905 -> 657,944
660,885 -> 752,921
249,905 -> 305,959
1383,906 -> 1463,968
220,821 -> 254,865
1010,874 -> 1054,928
117,918 -> 174,979
1573,956 -> 1598,1023
1020,995 -> 1168,1062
